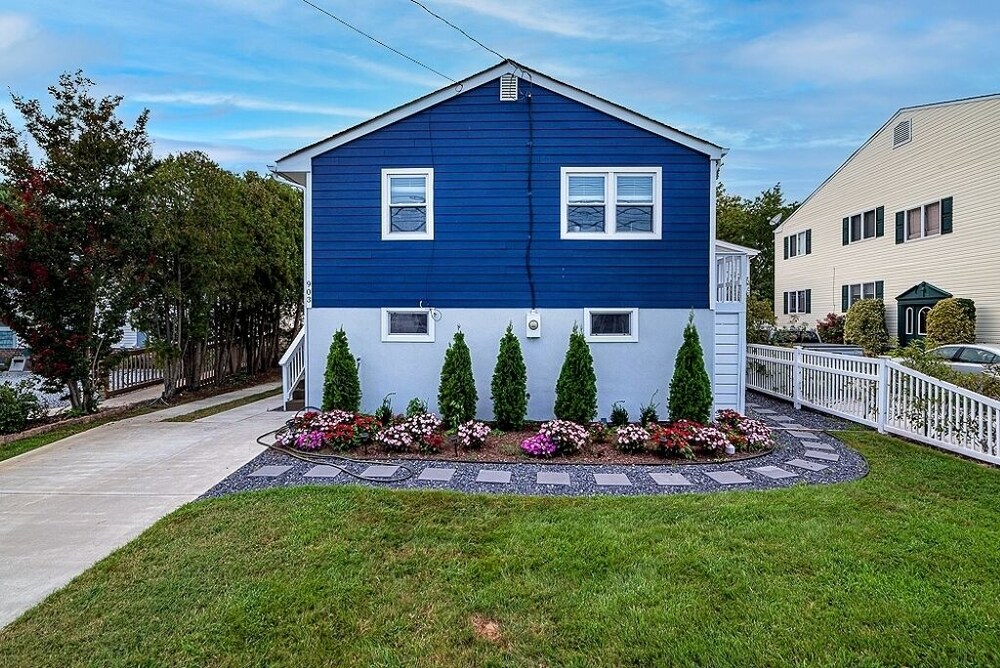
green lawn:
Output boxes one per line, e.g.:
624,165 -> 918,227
2,431 -> 999,667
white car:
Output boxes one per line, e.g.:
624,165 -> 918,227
926,344 -> 1000,375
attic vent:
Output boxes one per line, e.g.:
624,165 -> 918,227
499,74 -> 518,101
893,119 -> 911,147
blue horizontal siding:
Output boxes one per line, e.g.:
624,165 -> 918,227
311,77 -> 711,309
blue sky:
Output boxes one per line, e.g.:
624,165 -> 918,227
1,0 -> 997,201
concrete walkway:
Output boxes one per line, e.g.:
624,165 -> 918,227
0,382 -> 287,628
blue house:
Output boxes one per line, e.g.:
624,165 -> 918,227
275,61 -> 755,419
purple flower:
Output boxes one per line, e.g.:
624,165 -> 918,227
521,433 -> 558,457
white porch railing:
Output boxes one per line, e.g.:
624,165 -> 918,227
279,328 -> 305,403
716,253 -> 747,304
747,344 -> 1000,465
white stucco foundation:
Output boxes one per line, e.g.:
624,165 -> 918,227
305,307 -> 715,421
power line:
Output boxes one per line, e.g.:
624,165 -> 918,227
298,0 -> 456,83
406,0 -> 507,61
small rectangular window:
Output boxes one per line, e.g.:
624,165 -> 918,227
924,201 -> 941,236
788,234 -> 798,257
850,214 -> 862,242
562,168 -> 661,239
863,210 -> 876,238
381,308 -> 435,342
382,168 -> 434,240
906,207 -> 922,240
583,308 -> 638,342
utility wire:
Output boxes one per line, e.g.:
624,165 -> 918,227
406,0 -> 507,61
299,0 -> 456,82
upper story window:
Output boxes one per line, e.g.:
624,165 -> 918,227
381,168 -> 434,240
785,230 -> 811,258
381,308 -> 435,342
783,289 -> 811,315
583,308 -> 639,342
561,168 -> 662,240
895,197 -> 952,244
843,206 -> 883,244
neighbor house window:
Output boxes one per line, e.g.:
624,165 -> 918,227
848,282 -> 876,307
917,307 -> 930,336
381,308 -> 434,342
905,307 -> 914,335
583,308 -> 639,342
381,168 -> 434,240
786,230 -> 811,258
783,289 -> 811,315
845,207 -> 881,243
561,168 -> 661,239
906,200 -> 943,241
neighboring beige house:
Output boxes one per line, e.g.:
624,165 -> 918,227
774,93 -> 1000,345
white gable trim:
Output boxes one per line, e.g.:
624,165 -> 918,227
275,60 -> 726,174
715,239 -> 760,257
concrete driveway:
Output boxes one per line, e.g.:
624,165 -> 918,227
0,384 -> 288,628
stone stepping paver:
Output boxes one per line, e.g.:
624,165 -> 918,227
705,471 -> 752,485
802,441 -> 835,451
477,469 -> 512,484
751,465 -> 798,480
303,465 -> 343,478
771,415 -> 795,422
788,430 -> 821,440
649,472 -> 693,486
594,473 -> 632,486
362,464 -> 400,479
786,458 -> 829,472
536,471 -> 571,486
803,450 -> 840,462
418,467 -> 456,482
248,465 -> 292,478
755,408 -> 777,414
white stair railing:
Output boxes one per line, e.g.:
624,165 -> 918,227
279,329 -> 305,404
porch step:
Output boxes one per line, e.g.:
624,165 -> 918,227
284,399 -> 305,412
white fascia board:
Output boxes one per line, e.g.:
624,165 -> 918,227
275,61 -> 727,173
715,239 -> 760,256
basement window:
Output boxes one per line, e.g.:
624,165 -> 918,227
583,308 -> 639,343
381,308 -> 434,342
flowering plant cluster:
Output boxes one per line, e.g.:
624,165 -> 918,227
686,423 -> 730,453
375,423 -> 414,452
614,424 -> 650,453
520,433 -> 558,457
539,420 -> 589,454
715,409 -> 773,451
650,423 -> 695,459
374,411 -> 445,453
279,410 -> 375,452
457,420 -> 492,449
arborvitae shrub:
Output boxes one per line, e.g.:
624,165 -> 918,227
609,401 -> 629,427
490,323 -> 528,430
926,297 -> 977,349
668,313 -> 713,424
844,299 -> 890,356
322,327 -> 361,411
438,329 -> 477,429
553,325 -> 597,424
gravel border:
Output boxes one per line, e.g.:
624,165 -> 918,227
201,391 -> 868,499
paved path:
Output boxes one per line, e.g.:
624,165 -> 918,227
0,383 -> 286,628
205,394 -> 867,499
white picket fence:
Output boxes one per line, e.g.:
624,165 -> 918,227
747,344 -> 1000,465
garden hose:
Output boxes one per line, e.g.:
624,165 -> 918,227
255,407 -> 415,483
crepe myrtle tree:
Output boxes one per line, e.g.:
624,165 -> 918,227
0,72 -> 154,412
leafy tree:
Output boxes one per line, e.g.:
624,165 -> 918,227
716,183 -> 798,300
668,313 -> 713,424
0,72 -> 154,412
490,323 -> 528,430
746,294 -> 776,345
322,328 -> 361,411
554,325 -> 597,424
438,329 -> 477,428
844,299 -> 890,356
815,312 -> 846,344
926,298 -> 976,350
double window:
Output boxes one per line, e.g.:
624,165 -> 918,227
906,200 -> 941,241
381,168 -> 434,240
561,168 -> 662,239
843,207 -> 883,244
783,290 -> 811,315
381,308 -> 434,342
842,281 -> 883,311
784,230 -> 811,258
905,306 -> 931,336
583,308 -> 639,342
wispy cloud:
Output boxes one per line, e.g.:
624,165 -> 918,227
133,92 -> 378,118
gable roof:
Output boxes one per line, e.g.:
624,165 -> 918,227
715,239 -> 760,256
274,59 -> 726,178
775,91 -> 1000,234
895,281 -> 952,302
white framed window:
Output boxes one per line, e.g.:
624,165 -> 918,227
381,168 -> 434,240
917,307 -> 930,336
788,230 -> 807,257
583,308 -> 639,342
848,282 -> 877,308
787,290 -> 809,314
561,167 -> 662,240
848,208 -> 878,243
905,307 -> 914,335
905,199 -> 942,241
380,308 -> 434,342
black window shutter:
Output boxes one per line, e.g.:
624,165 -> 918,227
783,236 -> 789,260
783,292 -> 789,315
875,206 -> 885,237
805,289 -> 812,313
842,217 -> 850,245
841,285 -> 849,312
941,196 -> 953,234
875,280 -> 884,300
805,229 -> 812,255
895,211 -> 905,244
